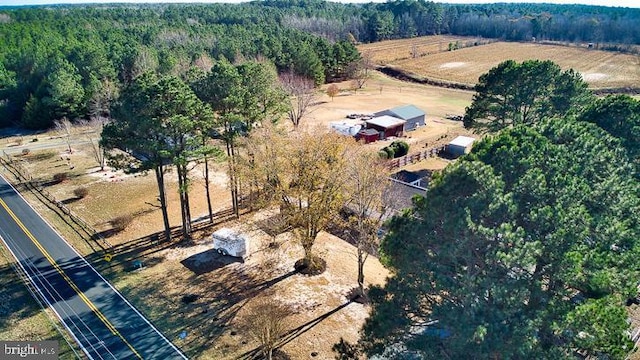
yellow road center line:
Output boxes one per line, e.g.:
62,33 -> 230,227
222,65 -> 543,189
0,198 -> 143,359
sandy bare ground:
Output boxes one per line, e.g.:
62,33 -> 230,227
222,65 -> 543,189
312,71 -> 472,126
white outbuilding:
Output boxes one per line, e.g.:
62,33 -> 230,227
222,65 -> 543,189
446,136 -> 476,158
329,120 -> 364,137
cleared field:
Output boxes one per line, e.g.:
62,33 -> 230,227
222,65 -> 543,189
357,35 -> 486,65
376,39 -> 640,90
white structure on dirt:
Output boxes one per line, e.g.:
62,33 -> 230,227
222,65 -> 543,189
446,136 -> 476,157
329,120 -> 364,136
211,228 -> 252,259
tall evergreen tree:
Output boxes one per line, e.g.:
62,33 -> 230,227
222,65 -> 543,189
463,60 -> 592,132
102,73 -> 213,240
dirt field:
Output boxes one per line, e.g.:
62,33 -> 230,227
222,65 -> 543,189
357,35 -> 485,65
367,37 -> 640,90
0,73 -> 474,360
312,70 -> 474,145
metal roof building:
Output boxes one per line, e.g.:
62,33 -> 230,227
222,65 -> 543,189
365,116 -> 406,140
374,105 -> 426,131
446,136 -> 476,157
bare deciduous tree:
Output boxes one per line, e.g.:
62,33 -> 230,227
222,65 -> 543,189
79,117 -> 109,171
245,298 -> 291,360
241,125 -> 353,273
239,122 -> 288,210
193,53 -> 214,72
348,51 -> 373,91
54,117 -> 74,154
129,46 -> 159,82
343,145 -> 395,298
88,78 -> 119,119
283,130 -> 352,272
279,70 -> 317,130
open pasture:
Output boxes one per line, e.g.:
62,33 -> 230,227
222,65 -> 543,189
377,39 -> 640,90
357,35 -> 484,64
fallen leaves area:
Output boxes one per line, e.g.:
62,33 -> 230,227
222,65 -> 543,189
91,210 -> 390,360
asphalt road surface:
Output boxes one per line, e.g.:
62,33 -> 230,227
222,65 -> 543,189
0,174 -> 187,360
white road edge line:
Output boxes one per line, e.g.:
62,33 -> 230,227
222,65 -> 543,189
0,232 -> 93,360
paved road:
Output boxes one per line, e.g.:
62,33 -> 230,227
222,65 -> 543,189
0,174 -> 187,360
2,135 -> 92,155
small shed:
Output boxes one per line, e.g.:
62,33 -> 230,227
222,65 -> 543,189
446,136 -> 476,158
375,105 -> 426,131
365,116 -> 406,140
356,128 -> 380,143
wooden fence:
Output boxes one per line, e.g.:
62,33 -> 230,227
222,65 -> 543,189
1,151 -> 112,252
386,144 -> 446,170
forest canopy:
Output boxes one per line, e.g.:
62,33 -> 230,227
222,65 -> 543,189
1,1 -> 639,129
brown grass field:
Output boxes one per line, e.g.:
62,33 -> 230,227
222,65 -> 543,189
357,35 -> 486,65
362,37 -> 640,90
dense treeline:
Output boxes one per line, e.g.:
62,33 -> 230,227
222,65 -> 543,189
1,1 -> 639,129
0,3 -> 360,129
257,0 -> 640,44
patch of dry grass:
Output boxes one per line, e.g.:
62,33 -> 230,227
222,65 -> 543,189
358,35 -> 484,65
392,41 -> 640,90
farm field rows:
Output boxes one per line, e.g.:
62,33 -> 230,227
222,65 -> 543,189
357,35 -> 486,65
366,36 -> 640,90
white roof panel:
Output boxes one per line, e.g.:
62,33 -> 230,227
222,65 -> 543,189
366,115 -> 406,129
449,136 -> 476,147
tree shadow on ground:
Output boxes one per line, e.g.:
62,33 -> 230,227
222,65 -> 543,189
60,197 -> 80,205
90,228 -> 119,240
179,264 -> 300,357
68,206 -> 270,357
252,213 -> 291,238
112,250 -> 300,358
87,206 -> 238,274
181,249 -> 243,275
237,300 -> 354,360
